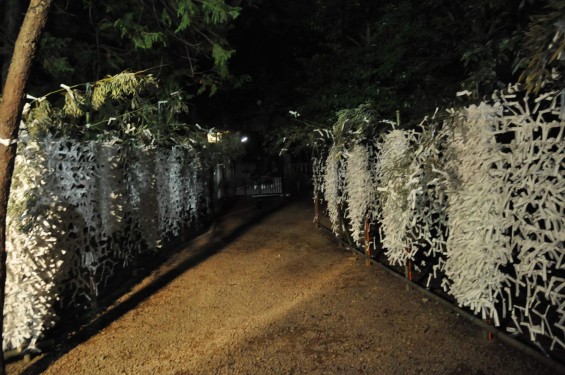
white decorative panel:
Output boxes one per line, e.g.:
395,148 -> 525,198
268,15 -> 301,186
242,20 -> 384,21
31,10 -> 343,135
4,137 -> 209,351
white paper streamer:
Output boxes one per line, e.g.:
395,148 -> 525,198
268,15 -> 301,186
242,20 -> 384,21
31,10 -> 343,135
4,137 -> 209,351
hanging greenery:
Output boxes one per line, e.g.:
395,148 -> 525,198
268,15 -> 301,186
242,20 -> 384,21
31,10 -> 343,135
516,0 -> 565,94
19,70 -> 246,161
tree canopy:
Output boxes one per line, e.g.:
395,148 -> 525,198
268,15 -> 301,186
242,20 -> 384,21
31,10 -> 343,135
1,0 -> 564,143
1,0 -> 249,96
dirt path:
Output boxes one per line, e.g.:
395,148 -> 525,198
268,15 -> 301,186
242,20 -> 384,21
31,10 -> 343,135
8,199 -> 557,374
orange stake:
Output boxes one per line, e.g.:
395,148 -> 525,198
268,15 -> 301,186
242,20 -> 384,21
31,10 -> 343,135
405,257 -> 412,291
338,204 -> 343,248
365,217 -> 371,267
314,194 -> 320,230
486,319 -> 494,341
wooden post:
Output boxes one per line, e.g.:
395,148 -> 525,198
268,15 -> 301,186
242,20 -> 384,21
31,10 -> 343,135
485,319 -> 494,341
405,259 -> 413,291
372,225 -> 379,266
314,193 -> 320,230
337,203 -> 343,248
365,217 -> 371,267
89,272 -> 98,310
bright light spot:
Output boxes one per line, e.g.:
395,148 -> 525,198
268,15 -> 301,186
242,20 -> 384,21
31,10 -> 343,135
207,132 -> 222,143
208,129 -> 230,143
241,136 -> 248,143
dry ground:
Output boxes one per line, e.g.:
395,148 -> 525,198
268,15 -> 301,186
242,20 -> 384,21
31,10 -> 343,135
8,198 -> 559,374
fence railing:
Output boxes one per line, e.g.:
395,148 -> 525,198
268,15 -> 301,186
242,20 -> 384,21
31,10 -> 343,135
236,177 -> 283,197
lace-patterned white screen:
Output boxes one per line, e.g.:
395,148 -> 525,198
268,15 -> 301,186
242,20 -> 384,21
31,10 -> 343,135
316,88 -> 564,355
4,138 -> 208,351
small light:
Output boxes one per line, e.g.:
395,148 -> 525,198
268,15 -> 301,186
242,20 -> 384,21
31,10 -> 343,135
241,136 -> 248,143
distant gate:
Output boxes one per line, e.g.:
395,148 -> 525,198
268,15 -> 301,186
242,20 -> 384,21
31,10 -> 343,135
236,177 -> 283,197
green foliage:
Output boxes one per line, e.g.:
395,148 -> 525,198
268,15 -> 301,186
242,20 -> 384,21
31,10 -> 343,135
332,104 -> 380,147
264,115 -> 322,158
113,13 -> 167,49
21,70 -> 245,167
37,34 -> 75,80
23,71 -> 179,145
29,0 -> 243,96
244,0 -> 559,138
212,43 -> 235,78
516,0 -> 565,93
457,0 -> 533,96
104,72 -> 155,102
175,0 -> 198,32
62,90 -> 85,118
296,0 -> 465,125
272,104 -> 385,158
25,99 -> 53,140
202,0 -> 240,24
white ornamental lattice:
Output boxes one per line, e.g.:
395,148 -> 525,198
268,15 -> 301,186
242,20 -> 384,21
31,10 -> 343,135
314,86 -> 565,355
374,129 -> 419,266
344,144 -> 374,245
4,137 -> 209,351
323,144 -> 346,235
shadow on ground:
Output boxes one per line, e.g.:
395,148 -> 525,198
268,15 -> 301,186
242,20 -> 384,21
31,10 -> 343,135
17,197 -> 287,375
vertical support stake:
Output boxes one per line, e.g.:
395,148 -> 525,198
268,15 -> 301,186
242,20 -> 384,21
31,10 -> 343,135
371,237 -> 377,268
560,89 -> 565,120
314,193 -> 320,230
89,272 -> 98,310
485,319 -> 494,341
405,259 -> 412,291
338,203 -> 344,248
365,217 -> 371,267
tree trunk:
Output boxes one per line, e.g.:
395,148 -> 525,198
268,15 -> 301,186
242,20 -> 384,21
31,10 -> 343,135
0,0 -> 52,373
0,0 -> 25,90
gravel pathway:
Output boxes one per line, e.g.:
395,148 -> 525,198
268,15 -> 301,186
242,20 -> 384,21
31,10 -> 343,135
8,199 -> 557,374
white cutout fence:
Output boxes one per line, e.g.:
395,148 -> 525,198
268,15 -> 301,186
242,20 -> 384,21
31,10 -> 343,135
314,87 -> 565,357
4,136 -> 209,351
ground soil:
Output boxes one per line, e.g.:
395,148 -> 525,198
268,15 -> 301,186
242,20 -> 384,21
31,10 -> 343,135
7,198 -> 560,374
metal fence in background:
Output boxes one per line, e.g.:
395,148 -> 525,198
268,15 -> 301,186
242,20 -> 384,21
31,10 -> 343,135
236,177 -> 283,197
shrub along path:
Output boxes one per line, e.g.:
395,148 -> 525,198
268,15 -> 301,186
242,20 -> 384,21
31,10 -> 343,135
9,198 -> 556,374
